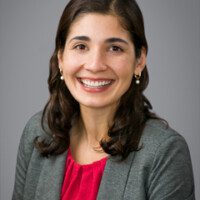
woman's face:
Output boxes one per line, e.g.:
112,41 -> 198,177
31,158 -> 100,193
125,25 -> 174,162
58,13 -> 146,109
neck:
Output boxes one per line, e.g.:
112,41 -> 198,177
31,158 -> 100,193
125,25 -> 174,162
77,105 -> 117,147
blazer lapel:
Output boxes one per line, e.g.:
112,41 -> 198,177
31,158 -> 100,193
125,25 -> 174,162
34,151 -> 67,200
33,150 -> 135,200
97,152 -> 135,200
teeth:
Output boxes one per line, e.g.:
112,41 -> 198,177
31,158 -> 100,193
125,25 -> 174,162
81,79 -> 112,88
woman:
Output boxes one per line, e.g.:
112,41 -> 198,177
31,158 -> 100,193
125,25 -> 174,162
12,0 -> 195,199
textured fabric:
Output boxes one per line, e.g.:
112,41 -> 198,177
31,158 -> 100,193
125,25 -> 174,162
12,111 -> 196,200
61,149 -> 107,200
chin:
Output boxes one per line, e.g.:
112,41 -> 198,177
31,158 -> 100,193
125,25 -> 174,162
78,98 -> 119,110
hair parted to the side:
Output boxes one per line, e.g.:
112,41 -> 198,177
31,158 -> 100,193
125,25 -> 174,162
34,0 -> 160,160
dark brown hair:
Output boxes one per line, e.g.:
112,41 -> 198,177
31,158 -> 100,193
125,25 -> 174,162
35,0 -> 159,160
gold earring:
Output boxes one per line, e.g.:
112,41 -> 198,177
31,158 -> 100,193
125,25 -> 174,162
135,74 -> 141,85
59,68 -> 64,80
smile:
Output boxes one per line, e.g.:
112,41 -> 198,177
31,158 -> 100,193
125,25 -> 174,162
78,78 -> 114,89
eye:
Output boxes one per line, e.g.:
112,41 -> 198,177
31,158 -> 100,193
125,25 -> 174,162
109,45 -> 123,52
73,44 -> 87,51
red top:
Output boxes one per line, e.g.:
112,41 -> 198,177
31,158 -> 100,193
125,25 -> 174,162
61,149 -> 108,200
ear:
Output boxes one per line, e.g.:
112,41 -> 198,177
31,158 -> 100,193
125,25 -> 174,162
134,47 -> 147,76
57,50 -> 63,70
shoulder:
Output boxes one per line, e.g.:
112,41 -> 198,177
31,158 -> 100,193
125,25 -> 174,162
137,120 -> 195,199
19,111 -> 47,158
138,119 -> 193,184
123,119 -> 195,199
23,110 -> 48,137
22,111 -> 45,141
14,111 -> 46,182
24,111 -> 43,133
136,119 -> 192,175
141,119 -> 188,151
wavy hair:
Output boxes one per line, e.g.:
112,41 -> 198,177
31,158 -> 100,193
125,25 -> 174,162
34,0 -> 159,160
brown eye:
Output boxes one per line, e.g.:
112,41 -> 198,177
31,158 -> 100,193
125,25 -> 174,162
109,45 -> 123,52
74,44 -> 87,50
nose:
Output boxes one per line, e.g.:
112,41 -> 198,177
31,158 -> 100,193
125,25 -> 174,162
84,48 -> 108,72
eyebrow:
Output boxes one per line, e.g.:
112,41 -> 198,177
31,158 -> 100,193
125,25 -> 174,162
69,36 -> 129,45
105,37 -> 128,45
69,36 -> 90,43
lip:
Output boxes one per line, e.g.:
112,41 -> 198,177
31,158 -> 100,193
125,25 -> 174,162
77,77 -> 115,93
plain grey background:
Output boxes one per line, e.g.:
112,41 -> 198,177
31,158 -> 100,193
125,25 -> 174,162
0,0 -> 199,199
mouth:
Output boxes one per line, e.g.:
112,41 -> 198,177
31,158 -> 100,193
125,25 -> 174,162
77,78 -> 114,90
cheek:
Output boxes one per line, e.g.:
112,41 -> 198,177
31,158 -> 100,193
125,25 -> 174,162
112,58 -> 135,78
62,54 -> 83,75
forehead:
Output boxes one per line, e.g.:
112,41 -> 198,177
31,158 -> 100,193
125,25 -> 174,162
66,13 -> 132,42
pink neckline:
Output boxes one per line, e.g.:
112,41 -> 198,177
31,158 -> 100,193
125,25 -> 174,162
68,148 -> 108,170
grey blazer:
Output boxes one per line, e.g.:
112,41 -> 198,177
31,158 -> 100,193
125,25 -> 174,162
12,112 -> 195,200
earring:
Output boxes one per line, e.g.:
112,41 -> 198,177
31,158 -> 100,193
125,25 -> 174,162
59,68 -> 64,80
135,74 -> 141,85
60,75 -> 64,80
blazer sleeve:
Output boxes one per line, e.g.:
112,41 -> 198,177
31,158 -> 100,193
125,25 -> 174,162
12,119 -> 35,200
147,134 -> 195,200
